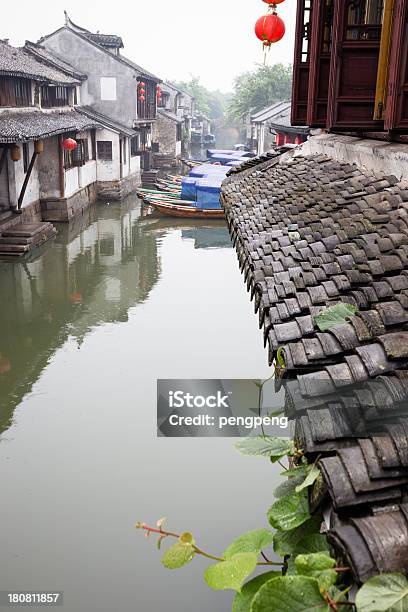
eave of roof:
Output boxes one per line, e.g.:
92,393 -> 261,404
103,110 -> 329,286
251,100 -> 291,124
158,108 -> 183,123
0,108 -> 101,143
0,40 -> 80,85
77,106 -> 136,137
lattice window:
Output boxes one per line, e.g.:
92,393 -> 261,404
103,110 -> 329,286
97,141 -> 113,161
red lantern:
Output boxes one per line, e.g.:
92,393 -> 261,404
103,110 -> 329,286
139,88 -> 145,95
263,0 -> 285,3
139,81 -> 145,88
255,13 -> 285,47
139,95 -> 145,102
63,138 -> 77,151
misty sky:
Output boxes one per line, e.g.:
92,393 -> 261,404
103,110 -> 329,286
3,0 -> 296,92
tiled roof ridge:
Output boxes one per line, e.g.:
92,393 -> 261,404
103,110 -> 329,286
221,148 -> 408,584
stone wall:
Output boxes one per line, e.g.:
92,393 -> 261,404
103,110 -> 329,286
299,134 -> 408,183
41,183 -> 98,222
97,171 -> 141,201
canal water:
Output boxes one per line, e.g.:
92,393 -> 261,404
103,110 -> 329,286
0,196 -> 278,612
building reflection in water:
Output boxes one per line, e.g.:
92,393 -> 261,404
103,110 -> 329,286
0,197 -> 161,435
0,200 -> 231,436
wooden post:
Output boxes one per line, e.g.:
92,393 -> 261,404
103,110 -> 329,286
0,146 -> 7,176
374,0 -> 395,120
58,135 -> 65,198
17,151 -> 38,209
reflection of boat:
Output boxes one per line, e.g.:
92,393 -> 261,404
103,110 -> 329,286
139,218 -> 231,249
145,200 -> 225,219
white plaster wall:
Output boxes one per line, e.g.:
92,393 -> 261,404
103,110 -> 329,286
65,167 -> 80,198
129,154 -> 140,175
11,142 -> 41,209
96,129 -> 120,182
78,160 -> 97,189
38,136 -> 60,199
176,141 -> 182,156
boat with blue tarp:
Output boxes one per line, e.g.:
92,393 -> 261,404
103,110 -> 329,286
137,149 -> 252,218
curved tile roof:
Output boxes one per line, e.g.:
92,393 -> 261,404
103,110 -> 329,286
222,149 -> 408,584
0,40 -> 80,84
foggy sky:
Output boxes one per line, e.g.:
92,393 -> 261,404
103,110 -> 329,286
3,0 -> 296,92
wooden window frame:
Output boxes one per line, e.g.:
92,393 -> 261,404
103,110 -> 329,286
41,85 -> 70,108
0,76 -> 32,107
97,140 -> 113,161
291,0 -> 314,126
327,0 -> 385,131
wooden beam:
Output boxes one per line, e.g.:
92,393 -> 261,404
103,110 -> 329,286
17,151 -> 38,209
58,135 -> 65,198
0,146 -> 7,176
374,0 -> 395,120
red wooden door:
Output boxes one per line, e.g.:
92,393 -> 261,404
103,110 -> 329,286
385,0 -> 408,131
291,0 -> 313,126
307,0 -> 334,127
327,0 -> 384,131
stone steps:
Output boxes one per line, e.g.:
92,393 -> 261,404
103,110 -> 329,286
0,222 -> 57,256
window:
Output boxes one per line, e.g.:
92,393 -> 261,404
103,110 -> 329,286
41,85 -> 70,108
0,76 -> 31,107
122,139 -> 127,165
130,136 -> 140,156
158,92 -> 170,108
137,80 -> 156,119
64,136 -> 89,169
176,123 -> 182,141
100,77 -> 117,101
97,141 -> 113,160
23,143 -> 29,173
301,0 -> 313,63
346,0 -> 383,40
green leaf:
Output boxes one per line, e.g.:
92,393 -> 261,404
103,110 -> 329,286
274,466 -> 309,499
232,572 -> 280,612
250,576 -> 331,612
314,302 -> 358,332
161,542 -> 195,569
295,465 -> 321,493
235,436 -> 293,461
273,516 -> 326,557
225,529 -> 274,560
268,490 -> 310,531
295,553 -> 337,590
355,573 -> 408,612
204,552 -> 258,592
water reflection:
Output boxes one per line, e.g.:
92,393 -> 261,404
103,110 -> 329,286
0,203 -> 234,435
140,217 -> 232,250
0,198 -> 161,434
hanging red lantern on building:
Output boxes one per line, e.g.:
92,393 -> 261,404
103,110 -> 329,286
139,88 -> 145,95
62,138 -> 77,151
255,13 -> 285,47
138,81 -> 145,88
139,95 -> 145,102
262,0 -> 286,4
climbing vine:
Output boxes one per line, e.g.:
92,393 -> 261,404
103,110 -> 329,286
136,436 -> 408,611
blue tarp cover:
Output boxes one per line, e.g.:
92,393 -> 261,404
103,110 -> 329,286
189,164 -> 229,178
195,176 -> 223,209
181,177 -> 197,200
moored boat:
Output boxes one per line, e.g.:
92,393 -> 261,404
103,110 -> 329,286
146,200 -> 225,219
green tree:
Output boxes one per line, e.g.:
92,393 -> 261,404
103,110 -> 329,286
228,64 -> 293,121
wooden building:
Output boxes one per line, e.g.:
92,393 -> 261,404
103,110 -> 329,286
292,0 -> 408,138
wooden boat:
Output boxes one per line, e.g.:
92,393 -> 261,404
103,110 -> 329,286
146,199 -> 225,219
181,158 -> 203,169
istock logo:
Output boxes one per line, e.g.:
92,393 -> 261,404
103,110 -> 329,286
169,390 -> 230,409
